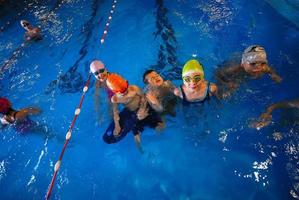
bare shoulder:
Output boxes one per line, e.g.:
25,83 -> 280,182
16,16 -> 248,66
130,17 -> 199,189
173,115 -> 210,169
129,85 -> 142,93
111,95 -> 118,103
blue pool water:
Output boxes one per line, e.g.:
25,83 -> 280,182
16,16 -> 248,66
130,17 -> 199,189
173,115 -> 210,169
1,0 -> 299,199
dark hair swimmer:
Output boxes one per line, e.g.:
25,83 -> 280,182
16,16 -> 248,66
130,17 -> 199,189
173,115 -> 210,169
250,98 -> 299,129
215,45 -> 282,98
0,97 -> 40,126
20,20 -> 42,41
242,46 -> 270,76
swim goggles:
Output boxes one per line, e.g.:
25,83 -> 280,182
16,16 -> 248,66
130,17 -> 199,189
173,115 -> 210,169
247,45 -> 264,53
183,75 -> 202,83
250,61 -> 267,66
21,21 -> 30,28
93,68 -> 106,76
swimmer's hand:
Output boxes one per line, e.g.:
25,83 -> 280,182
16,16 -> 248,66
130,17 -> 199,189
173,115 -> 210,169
146,93 -> 163,112
249,113 -> 272,130
250,119 -> 271,130
270,74 -> 282,83
146,93 -> 159,105
113,124 -> 121,136
137,107 -> 149,120
27,107 -> 41,115
217,82 -> 238,99
155,122 -> 165,132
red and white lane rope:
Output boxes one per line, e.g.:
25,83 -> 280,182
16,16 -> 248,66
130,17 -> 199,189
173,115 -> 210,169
45,1 -> 118,199
100,1 -> 117,44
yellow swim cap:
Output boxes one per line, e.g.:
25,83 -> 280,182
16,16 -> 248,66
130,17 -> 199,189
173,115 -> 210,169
182,59 -> 204,78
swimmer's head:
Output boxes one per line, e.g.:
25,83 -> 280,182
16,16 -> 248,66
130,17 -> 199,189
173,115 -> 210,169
90,60 -> 108,82
143,69 -> 164,87
241,45 -> 268,74
182,60 -> 204,89
182,59 -> 204,78
106,73 -> 128,94
20,20 -> 30,29
0,97 -> 11,115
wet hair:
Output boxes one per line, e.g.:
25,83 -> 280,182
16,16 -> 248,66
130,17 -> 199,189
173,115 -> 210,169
143,69 -> 156,84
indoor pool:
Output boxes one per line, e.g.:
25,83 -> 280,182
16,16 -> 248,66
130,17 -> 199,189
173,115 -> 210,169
1,0 -> 299,199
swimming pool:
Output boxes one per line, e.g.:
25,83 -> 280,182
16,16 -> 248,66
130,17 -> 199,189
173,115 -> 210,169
1,0 -> 299,199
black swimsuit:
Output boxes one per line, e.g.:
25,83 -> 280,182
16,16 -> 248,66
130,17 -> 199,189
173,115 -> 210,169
181,82 -> 211,105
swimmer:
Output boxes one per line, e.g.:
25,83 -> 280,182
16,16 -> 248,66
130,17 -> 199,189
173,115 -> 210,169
90,60 -> 116,123
250,98 -> 299,129
143,69 -> 176,115
20,20 -> 42,41
102,74 -> 163,152
90,60 -> 114,98
0,97 -> 40,131
174,59 -> 217,104
215,45 -> 282,98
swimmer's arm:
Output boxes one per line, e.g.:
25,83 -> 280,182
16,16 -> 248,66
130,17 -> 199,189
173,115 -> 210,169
135,86 -> 147,112
215,65 -> 242,83
265,66 -> 282,83
111,97 -> 120,122
146,92 -> 163,112
166,80 -> 176,92
216,65 -> 242,77
15,107 -> 40,121
215,67 -> 242,97
24,32 -> 31,41
111,97 -> 121,135
266,99 -> 299,114
258,99 -> 299,122
93,81 -> 101,110
137,95 -> 148,117
135,86 -> 149,120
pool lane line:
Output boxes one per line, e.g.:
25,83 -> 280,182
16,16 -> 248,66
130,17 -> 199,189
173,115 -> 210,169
45,1 -> 118,199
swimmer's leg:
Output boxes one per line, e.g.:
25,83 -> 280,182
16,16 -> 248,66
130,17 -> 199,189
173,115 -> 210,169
133,131 -> 144,154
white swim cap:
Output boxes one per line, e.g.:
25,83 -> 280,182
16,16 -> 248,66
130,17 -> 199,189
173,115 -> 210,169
241,45 -> 268,65
90,60 -> 105,73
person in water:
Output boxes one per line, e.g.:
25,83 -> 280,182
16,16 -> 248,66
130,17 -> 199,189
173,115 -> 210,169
215,45 -> 282,98
20,20 -> 42,41
0,97 -> 40,132
143,69 -> 176,116
90,60 -> 115,123
250,98 -> 299,129
102,74 -> 163,152
90,60 -> 114,99
174,59 -> 217,104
